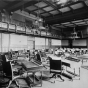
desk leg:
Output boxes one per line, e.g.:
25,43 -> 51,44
66,66 -> 67,71
79,68 -> 80,80
82,60 -> 83,64
74,68 -> 75,78
33,72 -> 35,86
41,71 -> 42,87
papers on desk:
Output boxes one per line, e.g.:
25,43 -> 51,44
77,54 -> 88,58
65,56 -> 80,62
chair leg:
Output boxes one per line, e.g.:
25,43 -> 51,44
6,81 -> 12,88
51,74 -> 56,78
7,80 -> 19,88
57,75 -> 64,81
15,80 -> 20,88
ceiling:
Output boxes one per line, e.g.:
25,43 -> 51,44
0,0 -> 88,39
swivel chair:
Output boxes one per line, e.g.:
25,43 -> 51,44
49,58 -> 64,82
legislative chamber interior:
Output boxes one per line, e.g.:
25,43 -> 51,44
0,0 -> 88,88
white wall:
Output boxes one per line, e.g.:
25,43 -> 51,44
35,37 -> 45,45
51,39 -> 61,46
0,33 -> 35,52
2,33 -> 9,52
1,32 -> 87,52
35,37 -> 49,49
10,34 -> 28,51
35,37 -> 46,49
27,36 -> 35,50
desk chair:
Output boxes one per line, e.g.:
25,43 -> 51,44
34,53 -> 49,68
34,53 -> 42,65
50,58 -> 64,82
0,54 -> 31,88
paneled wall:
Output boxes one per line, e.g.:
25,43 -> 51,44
0,32 -> 87,53
27,36 -> 35,50
0,33 -> 35,52
2,33 -> 9,52
10,34 -> 28,51
0,33 -> 50,52
35,37 -> 49,50
51,39 -> 61,48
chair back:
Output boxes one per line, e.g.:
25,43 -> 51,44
34,53 -> 42,65
8,52 -> 12,60
36,53 -> 41,62
50,58 -> 62,72
1,55 -> 12,80
1,54 -> 7,62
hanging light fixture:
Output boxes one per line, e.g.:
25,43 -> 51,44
71,26 -> 80,39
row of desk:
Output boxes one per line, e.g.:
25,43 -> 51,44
11,58 -> 49,87
10,52 -> 88,86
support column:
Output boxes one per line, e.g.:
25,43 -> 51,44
69,39 -> 72,48
48,39 -> 51,48
86,38 -> 88,49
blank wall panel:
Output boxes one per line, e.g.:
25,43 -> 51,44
27,40 -> 34,50
61,40 -> 69,46
10,34 -> 27,50
72,39 -> 87,46
35,37 -> 45,49
27,36 -> 34,50
2,33 -> 9,52
51,39 -> 61,45
10,34 -> 27,46
35,37 -> 45,45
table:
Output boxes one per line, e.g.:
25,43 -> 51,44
77,54 -> 88,64
22,61 -> 44,71
21,60 -> 47,87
